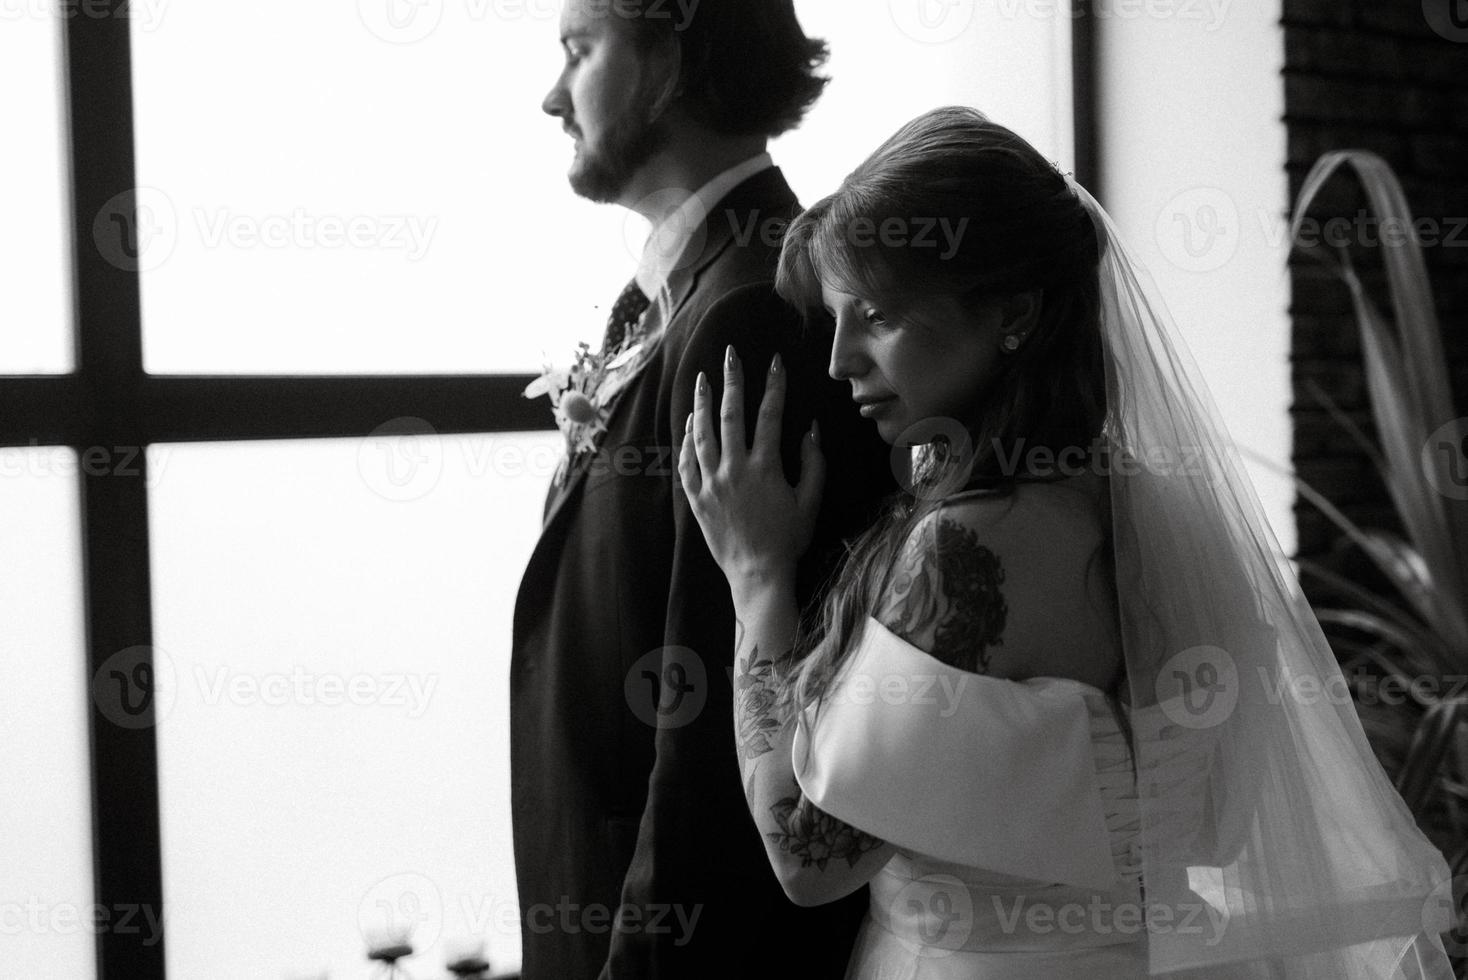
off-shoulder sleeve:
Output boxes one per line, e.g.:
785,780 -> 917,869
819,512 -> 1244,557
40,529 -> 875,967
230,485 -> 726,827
791,615 -> 1120,892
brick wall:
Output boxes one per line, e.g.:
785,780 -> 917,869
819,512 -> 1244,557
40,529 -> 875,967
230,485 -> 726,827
1283,0 -> 1468,577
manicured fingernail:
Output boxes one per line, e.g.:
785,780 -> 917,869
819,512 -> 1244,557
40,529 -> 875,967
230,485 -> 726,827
770,353 -> 782,375
811,420 -> 821,446
685,412 -> 693,433
696,371 -> 707,394
726,345 -> 737,368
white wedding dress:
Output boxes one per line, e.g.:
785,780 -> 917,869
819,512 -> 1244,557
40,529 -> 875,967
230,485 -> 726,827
796,617 -> 1155,979
794,613 -> 1452,979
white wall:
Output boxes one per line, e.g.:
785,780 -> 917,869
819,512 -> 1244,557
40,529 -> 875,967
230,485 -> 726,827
1096,0 -> 1296,553
781,0 -> 1073,197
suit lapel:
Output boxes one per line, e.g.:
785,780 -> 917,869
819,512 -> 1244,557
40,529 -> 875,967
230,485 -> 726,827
528,168 -> 800,561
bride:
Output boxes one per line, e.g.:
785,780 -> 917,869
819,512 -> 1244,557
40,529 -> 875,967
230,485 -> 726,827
678,106 -> 1456,978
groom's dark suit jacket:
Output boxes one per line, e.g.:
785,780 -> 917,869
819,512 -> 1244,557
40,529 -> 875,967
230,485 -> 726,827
510,167 -> 896,979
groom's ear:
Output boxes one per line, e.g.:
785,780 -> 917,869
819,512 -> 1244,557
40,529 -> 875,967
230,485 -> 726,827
641,36 -> 684,123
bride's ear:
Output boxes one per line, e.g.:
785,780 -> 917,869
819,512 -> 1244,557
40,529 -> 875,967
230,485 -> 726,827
999,290 -> 1043,336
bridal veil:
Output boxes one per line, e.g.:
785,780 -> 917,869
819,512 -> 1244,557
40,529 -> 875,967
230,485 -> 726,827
1076,178 -> 1457,977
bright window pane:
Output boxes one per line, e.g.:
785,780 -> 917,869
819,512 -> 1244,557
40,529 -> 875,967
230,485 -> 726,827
1,14 -> 73,373
780,0 -> 1074,195
0,449 -> 93,977
149,433 -> 560,978
131,4 -> 629,375
132,1 -> 1066,376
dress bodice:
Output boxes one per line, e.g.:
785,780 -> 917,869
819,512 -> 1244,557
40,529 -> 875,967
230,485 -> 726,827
863,688 -> 1146,959
792,617 -> 1161,978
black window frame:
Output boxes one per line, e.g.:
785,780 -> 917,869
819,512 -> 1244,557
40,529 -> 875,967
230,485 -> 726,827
1,6 -> 1097,976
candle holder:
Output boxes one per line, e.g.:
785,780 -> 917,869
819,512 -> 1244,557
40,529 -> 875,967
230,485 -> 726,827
365,928 -> 416,980
443,936 -> 491,979
445,954 -> 491,979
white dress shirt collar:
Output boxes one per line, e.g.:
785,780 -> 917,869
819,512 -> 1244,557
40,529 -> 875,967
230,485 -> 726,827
634,152 -> 775,302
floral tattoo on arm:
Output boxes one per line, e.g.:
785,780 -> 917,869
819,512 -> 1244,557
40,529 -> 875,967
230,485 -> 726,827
734,644 -> 782,766
882,515 -> 1008,672
767,793 -> 886,870
733,622 -> 887,869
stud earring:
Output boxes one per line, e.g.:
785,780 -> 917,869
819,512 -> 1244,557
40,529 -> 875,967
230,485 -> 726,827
1001,334 -> 1023,352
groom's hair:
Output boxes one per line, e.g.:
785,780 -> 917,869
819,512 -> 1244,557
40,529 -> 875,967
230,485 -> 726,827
622,0 -> 828,138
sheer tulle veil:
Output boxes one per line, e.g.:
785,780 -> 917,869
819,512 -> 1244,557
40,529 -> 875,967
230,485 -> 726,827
1072,176 -> 1457,977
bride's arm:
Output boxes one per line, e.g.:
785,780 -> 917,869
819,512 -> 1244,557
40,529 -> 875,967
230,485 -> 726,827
727,573 -> 895,906
679,349 -> 894,906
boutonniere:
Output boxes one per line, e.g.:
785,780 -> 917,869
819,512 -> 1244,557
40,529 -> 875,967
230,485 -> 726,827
523,337 -> 644,478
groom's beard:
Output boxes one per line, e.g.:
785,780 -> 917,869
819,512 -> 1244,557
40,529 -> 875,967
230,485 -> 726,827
568,104 -> 670,204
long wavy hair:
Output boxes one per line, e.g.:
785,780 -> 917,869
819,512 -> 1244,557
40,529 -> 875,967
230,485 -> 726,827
774,106 -> 1121,730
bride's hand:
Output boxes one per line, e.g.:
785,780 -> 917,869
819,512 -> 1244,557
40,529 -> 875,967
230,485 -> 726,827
679,346 -> 825,595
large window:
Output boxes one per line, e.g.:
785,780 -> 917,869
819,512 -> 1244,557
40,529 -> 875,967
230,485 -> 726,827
2,14 -> 72,372
3,3 -> 1082,976
0,451 -> 91,978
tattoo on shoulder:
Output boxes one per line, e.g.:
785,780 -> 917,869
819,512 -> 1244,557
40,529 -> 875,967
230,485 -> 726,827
882,516 -> 1008,672
735,644 -> 782,765
767,795 -> 886,870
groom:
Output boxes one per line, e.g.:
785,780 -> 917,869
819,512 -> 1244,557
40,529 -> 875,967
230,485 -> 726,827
510,0 -> 894,977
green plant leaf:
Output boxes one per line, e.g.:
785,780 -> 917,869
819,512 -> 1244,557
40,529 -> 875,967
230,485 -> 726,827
1315,608 -> 1448,685
1291,150 -> 1468,658
1397,699 -> 1468,812
1298,558 -> 1430,642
